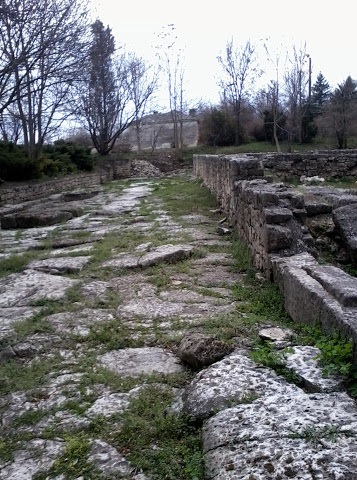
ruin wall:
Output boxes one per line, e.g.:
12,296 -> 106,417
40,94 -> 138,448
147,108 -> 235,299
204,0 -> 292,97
259,150 -> 357,180
0,158 -> 131,205
193,153 -> 357,361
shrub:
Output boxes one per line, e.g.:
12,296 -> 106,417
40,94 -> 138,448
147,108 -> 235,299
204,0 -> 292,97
0,142 -> 41,181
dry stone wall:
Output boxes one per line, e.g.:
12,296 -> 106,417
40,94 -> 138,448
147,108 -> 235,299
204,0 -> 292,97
0,159 -> 131,205
260,150 -> 357,181
193,153 -> 357,362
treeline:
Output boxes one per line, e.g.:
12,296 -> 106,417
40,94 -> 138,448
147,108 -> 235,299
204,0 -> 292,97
0,0 -> 158,180
199,41 -> 357,151
1,3 -> 357,182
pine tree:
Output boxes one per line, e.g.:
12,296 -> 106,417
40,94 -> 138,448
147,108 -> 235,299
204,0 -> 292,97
86,20 -> 118,155
311,73 -> 331,116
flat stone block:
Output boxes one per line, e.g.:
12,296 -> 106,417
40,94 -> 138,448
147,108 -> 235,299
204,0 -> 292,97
305,264 -> 357,307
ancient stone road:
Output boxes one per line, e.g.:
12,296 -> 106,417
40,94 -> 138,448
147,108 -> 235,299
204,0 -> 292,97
1,174 -> 357,479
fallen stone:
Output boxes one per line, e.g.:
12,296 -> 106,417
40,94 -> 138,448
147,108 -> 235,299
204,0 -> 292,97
216,226 -> 231,235
203,392 -> 357,479
98,347 -> 185,377
0,345 -> 16,362
61,189 -> 101,202
183,350 -> 303,422
177,333 -> 232,369
103,244 -> 194,269
259,326 -> 293,342
0,270 -> 77,308
28,256 -> 90,274
284,345 -> 345,393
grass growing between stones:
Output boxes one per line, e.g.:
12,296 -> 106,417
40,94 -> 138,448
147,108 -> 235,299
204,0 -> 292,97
0,251 -> 39,277
112,384 -> 204,480
32,433 -> 96,480
0,355 -> 63,396
152,176 -> 218,218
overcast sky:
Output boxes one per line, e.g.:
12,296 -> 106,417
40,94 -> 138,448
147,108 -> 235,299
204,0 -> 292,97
90,0 -> 357,110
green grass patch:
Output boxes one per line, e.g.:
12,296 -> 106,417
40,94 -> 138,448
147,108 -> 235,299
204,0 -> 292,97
0,355 -> 63,396
0,252 -> 39,278
152,177 -> 218,218
33,433 -> 95,480
113,384 -> 204,479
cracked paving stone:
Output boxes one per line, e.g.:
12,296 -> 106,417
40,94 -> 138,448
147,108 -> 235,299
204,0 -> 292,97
0,270 -> 77,308
28,255 -> 91,274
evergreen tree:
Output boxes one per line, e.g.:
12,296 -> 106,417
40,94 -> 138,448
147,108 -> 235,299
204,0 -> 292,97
77,20 -> 135,155
328,76 -> 357,148
311,73 -> 331,116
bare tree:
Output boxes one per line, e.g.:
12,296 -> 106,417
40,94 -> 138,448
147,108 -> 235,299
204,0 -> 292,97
126,54 -> 159,152
0,0 -> 90,160
283,43 -> 310,148
217,39 -> 261,145
156,24 -> 186,161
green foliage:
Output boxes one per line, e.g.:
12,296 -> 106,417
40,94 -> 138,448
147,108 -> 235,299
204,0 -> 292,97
0,140 -> 93,181
153,177 -> 217,217
0,141 -> 41,180
42,141 -> 94,173
114,385 -> 204,479
34,433 -> 94,479
0,252 -> 37,277
0,356 -> 61,395
199,107 -> 235,147
315,334 -> 353,377
288,425 -> 345,446
231,236 -> 253,274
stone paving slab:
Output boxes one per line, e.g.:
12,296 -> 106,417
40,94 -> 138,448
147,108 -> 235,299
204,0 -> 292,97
203,392 -> 357,479
28,255 -> 91,274
0,270 -> 77,307
183,350 -> 303,422
103,244 -> 194,269
98,347 -> 185,377
1,177 -> 357,479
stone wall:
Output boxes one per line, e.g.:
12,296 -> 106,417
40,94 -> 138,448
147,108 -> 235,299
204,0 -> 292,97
260,150 -> 357,181
0,158 -> 131,205
194,153 -> 357,361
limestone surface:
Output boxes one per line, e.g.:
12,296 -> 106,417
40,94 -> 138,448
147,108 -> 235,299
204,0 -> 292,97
0,269 -> 76,307
203,392 -> 357,479
183,350 -> 303,422
103,243 -> 194,269
98,347 -> 185,376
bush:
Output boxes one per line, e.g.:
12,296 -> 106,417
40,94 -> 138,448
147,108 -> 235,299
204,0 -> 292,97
44,141 -> 94,172
0,142 -> 41,181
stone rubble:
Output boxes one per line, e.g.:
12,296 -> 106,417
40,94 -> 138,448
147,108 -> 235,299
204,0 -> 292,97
0,175 -> 356,479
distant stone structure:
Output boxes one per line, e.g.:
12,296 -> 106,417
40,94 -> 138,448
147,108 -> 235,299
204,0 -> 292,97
120,110 -> 199,151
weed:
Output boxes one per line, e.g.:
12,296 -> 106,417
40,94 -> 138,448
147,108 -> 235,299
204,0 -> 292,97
231,236 -> 254,274
0,252 -> 38,277
33,433 -> 95,479
113,384 -> 204,479
288,425 -> 352,446
13,316 -> 54,339
0,356 -> 62,395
